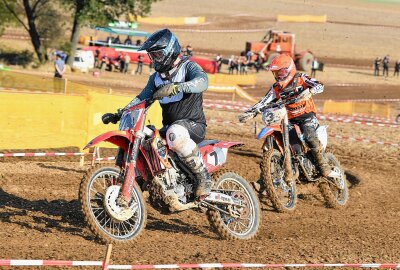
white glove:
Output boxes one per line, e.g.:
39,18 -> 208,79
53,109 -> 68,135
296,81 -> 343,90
238,111 -> 257,123
309,85 -> 324,95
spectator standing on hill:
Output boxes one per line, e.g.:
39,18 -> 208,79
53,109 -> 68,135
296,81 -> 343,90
374,57 -> 381,76
124,53 -> 131,74
311,58 -> 319,77
135,55 -> 144,75
383,55 -> 389,77
394,60 -> 400,77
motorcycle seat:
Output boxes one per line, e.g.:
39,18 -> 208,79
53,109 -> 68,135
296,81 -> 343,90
198,139 -> 219,148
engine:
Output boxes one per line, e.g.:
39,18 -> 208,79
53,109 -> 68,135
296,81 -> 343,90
162,166 -> 193,204
148,164 -> 194,212
299,155 -> 318,180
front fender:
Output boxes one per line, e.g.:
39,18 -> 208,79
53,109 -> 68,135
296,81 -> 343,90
84,130 -> 131,151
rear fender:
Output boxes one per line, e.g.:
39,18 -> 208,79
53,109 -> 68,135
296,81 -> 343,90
200,141 -> 243,173
83,130 -> 131,151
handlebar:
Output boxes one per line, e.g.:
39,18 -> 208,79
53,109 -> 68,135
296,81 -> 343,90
257,88 -> 311,112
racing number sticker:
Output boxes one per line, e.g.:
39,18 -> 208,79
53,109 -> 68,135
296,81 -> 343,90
207,148 -> 226,166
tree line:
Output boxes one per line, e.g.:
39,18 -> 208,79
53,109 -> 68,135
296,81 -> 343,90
0,0 -> 157,65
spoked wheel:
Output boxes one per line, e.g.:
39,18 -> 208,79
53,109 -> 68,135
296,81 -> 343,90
79,166 -> 146,243
318,153 -> 349,208
207,170 -> 261,240
261,149 -> 297,212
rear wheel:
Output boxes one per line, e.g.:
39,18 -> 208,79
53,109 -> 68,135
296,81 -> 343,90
207,170 -> 261,240
79,165 -> 147,243
261,149 -> 297,212
298,52 -> 313,71
318,153 -> 349,208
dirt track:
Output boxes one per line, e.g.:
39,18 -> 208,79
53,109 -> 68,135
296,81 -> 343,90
0,118 -> 399,268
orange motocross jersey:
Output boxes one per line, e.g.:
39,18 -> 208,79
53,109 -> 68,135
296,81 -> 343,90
248,73 -> 324,120
273,73 -> 321,119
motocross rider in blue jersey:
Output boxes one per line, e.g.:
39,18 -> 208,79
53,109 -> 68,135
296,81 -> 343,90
102,29 -> 212,199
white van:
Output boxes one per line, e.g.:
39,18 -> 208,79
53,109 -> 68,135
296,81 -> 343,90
72,50 -> 95,72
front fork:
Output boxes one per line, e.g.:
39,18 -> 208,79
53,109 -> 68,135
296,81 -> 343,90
119,131 -> 145,206
282,115 -> 294,185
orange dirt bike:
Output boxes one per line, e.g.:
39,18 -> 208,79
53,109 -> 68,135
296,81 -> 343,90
79,99 -> 261,243
255,89 -> 349,212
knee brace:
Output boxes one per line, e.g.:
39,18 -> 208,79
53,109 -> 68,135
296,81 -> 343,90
166,124 -> 197,157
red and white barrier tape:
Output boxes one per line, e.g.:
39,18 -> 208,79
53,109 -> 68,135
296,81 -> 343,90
96,157 -> 116,161
0,152 -> 87,157
171,28 -> 266,33
318,115 -> 399,128
329,134 -> 399,148
0,260 -> 398,268
315,98 -> 400,103
0,260 -> 101,267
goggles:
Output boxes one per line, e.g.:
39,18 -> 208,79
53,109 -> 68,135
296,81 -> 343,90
272,68 -> 290,82
148,48 -> 167,63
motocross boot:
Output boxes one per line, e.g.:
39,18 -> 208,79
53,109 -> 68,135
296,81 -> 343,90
181,147 -> 212,198
310,146 -> 332,177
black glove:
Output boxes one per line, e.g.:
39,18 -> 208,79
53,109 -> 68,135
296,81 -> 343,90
153,83 -> 180,100
102,109 -> 123,124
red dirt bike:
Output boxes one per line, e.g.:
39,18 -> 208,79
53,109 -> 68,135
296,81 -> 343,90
255,89 -> 349,212
79,99 -> 261,243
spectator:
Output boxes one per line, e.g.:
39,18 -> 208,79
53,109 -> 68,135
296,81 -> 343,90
311,58 -> 319,77
113,35 -> 121,44
54,53 -> 66,93
383,55 -> 389,77
239,55 -> 247,75
124,36 -> 132,45
117,53 -> 124,72
54,53 -> 66,78
135,54 -> 144,75
374,57 -> 381,76
149,61 -> 154,75
123,53 -> 131,74
228,55 -> 235,74
246,50 -> 253,62
254,53 -> 262,73
184,44 -> 193,57
215,54 -> 223,73
94,49 -> 100,68
233,56 -> 239,74
99,53 -> 109,70
394,60 -> 400,77
136,39 -> 142,46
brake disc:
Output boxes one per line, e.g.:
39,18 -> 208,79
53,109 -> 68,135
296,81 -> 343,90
103,185 -> 138,222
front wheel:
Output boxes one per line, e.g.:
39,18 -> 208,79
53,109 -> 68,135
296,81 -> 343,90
261,149 -> 297,212
207,170 -> 261,240
318,153 -> 349,208
79,165 -> 147,243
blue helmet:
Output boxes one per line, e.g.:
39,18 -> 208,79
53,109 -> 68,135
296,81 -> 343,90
139,29 -> 181,73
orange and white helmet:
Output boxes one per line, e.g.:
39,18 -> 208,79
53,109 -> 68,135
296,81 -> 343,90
268,54 -> 296,89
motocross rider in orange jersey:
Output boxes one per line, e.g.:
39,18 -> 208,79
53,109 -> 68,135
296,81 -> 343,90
238,54 -> 332,190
